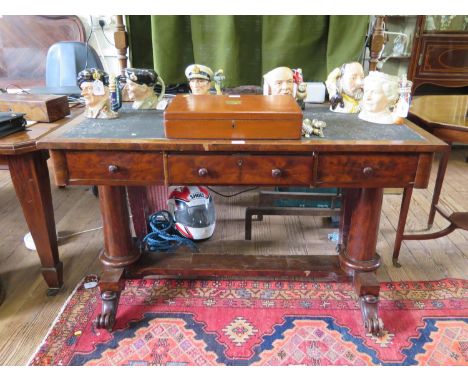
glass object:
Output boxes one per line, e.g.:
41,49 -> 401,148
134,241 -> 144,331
394,75 -> 413,119
392,34 -> 407,56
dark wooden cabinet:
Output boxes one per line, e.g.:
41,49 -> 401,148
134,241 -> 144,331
408,16 -> 468,93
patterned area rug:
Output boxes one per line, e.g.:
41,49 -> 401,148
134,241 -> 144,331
29,278 -> 468,366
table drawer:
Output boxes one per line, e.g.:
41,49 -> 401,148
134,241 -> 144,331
65,150 -> 164,185
167,154 -> 314,186
316,154 -> 419,187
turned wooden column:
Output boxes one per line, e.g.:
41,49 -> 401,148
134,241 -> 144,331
339,188 -> 383,275
98,185 -> 140,267
114,15 -> 128,76
369,16 -> 385,72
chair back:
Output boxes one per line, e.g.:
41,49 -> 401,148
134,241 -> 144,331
45,41 -> 104,88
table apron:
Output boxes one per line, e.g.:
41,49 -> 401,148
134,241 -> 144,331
50,149 -> 430,188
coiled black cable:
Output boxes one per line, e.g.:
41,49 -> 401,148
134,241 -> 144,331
142,210 -> 198,253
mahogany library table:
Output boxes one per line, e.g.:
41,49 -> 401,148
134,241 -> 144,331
0,108 -> 81,298
37,104 -> 447,336
393,95 -> 468,264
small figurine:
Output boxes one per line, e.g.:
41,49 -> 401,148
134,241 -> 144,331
358,71 -> 400,124
393,74 -> 413,124
296,82 -> 307,110
302,118 -> 326,138
263,67 -> 295,96
185,64 -> 213,95
325,62 -> 364,113
124,68 -> 166,110
77,68 -> 118,119
293,68 -> 307,110
109,74 -> 122,112
213,69 -> 225,95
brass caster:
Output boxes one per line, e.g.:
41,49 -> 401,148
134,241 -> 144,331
46,287 -> 61,296
392,258 -> 402,268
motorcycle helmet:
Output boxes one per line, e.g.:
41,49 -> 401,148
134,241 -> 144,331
167,186 -> 216,240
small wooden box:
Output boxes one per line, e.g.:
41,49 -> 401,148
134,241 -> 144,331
0,94 -> 70,122
164,94 -> 302,140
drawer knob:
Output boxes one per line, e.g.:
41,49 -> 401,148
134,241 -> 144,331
108,164 -> 119,174
363,167 -> 374,176
198,168 -> 208,177
271,168 -> 282,178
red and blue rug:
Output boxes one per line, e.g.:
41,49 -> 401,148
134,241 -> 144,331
29,278 -> 467,366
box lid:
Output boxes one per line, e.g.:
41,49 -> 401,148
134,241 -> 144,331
164,94 -> 302,120
0,93 -> 68,105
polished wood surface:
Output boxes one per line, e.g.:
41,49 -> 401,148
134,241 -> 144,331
167,154 -> 315,185
408,16 -> 468,92
409,95 -> 468,134
0,16 -> 85,88
114,16 -> 129,76
0,106 -> 83,294
0,148 -> 467,364
369,16 -> 385,72
0,94 -> 70,123
316,153 -> 419,188
37,107 -> 447,336
164,95 -> 303,139
393,95 -> 468,263
0,109 -> 82,155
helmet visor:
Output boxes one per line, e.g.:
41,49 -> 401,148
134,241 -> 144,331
174,198 -> 215,228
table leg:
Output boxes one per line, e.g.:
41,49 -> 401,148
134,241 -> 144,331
428,147 -> 451,228
8,151 -> 63,294
392,186 -> 414,267
339,188 -> 384,336
95,185 -> 141,331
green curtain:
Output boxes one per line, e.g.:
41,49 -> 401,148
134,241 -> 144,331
127,15 -> 369,87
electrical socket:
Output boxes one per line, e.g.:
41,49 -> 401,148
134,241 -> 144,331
98,16 -> 113,27
90,15 -> 113,30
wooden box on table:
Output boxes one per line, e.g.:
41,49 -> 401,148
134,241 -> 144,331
0,93 -> 70,122
164,94 -> 302,140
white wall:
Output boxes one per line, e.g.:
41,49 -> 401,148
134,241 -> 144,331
78,15 -> 126,76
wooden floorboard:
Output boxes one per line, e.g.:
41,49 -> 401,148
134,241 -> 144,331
0,148 -> 467,365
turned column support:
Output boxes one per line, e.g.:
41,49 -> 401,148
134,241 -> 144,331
369,16 -> 385,72
339,188 -> 383,275
98,185 -> 140,268
114,15 -> 128,76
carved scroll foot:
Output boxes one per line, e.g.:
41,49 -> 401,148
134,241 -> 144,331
359,294 -> 384,337
94,290 -> 120,332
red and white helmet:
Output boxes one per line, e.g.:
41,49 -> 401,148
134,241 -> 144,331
167,186 -> 216,240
